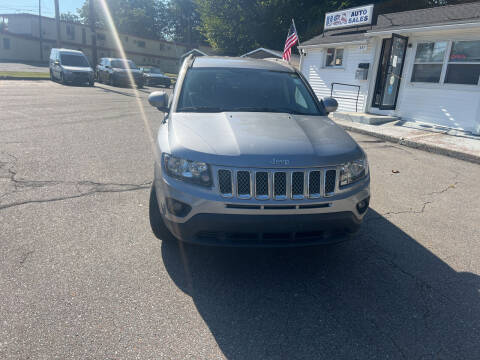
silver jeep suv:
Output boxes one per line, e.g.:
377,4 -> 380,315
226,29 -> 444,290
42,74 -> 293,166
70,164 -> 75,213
148,56 -> 370,246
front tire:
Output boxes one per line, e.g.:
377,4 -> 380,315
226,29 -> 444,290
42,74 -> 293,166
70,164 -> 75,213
149,184 -> 174,240
60,72 -> 65,85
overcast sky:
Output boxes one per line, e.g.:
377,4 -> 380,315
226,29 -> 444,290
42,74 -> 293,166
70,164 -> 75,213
0,0 -> 82,18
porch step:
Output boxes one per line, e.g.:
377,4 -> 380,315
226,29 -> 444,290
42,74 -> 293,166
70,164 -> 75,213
330,111 -> 399,125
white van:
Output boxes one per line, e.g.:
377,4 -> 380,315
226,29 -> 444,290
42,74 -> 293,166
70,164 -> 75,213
49,48 -> 95,86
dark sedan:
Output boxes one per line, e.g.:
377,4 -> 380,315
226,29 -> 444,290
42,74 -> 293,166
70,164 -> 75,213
96,58 -> 144,88
140,67 -> 171,88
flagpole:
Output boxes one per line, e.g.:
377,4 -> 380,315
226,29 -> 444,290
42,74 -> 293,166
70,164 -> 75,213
291,18 -> 304,62
292,18 -> 301,48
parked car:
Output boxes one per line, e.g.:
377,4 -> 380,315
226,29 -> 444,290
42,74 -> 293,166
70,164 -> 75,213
49,48 -> 95,86
148,56 -> 370,247
140,66 -> 171,88
96,58 -> 143,88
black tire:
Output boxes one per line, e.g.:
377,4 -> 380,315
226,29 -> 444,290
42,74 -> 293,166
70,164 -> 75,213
50,70 -> 55,82
109,74 -> 115,86
60,72 -> 65,85
97,72 -> 102,83
137,83 -> 144,89
88,80 -> 95,87
149,184 -> 174,240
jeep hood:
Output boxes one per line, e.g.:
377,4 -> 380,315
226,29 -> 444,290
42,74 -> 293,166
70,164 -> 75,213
166,112 -> 364,167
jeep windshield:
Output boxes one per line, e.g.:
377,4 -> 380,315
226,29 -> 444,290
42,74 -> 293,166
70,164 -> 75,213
177,68 -> 325,115
60,54 -> 89,67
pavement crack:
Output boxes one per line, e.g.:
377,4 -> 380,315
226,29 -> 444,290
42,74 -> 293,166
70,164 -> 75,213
423,182 -> 459,196
368,318 -> 407,359
1,151 -> 152,209
382,201 -> 432,216
0,181 -> 152,211
19,250 -> 34,266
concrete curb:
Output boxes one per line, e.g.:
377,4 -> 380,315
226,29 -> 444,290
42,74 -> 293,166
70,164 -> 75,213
338,122 -> 480,165
0,76 -> 49,81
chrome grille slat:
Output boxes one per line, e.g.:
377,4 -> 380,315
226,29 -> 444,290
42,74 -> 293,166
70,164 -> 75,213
237,170 -> 252,199
218,169 -> 233,197
217,167 -> 337,200
255,171 -> 269,200
324,169 -> 337,196
308,170 -> 321,198
291,171 -> 305,199
273,172 -> 287,200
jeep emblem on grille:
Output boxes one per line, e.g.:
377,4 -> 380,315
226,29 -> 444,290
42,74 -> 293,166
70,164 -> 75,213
271,158 -> 290,166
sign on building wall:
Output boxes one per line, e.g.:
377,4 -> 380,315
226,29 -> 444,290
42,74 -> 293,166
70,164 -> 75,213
324,4 -> 374,30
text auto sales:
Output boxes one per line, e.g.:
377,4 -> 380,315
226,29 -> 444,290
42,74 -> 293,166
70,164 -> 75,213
326,9 -> 370,26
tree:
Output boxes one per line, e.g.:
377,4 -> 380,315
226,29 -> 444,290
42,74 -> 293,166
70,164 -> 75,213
195,0 -> 468,55
77,0 -> 172,40
60,12 -> 82,24
167,0 -> 205,44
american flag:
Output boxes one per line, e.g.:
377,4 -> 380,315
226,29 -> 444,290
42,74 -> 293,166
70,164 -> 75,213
283,21 -> 299,62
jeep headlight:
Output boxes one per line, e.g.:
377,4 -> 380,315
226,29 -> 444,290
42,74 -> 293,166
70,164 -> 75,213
340,156 -> 368,187
163,154 -> 212,187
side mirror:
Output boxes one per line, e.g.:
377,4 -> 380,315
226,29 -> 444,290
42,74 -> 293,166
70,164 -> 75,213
148,91 -> 169,112
323,97 -> 338,113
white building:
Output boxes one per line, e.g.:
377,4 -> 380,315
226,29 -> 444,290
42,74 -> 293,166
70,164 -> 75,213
0,13 -> 213,73
299,3 -> 480,135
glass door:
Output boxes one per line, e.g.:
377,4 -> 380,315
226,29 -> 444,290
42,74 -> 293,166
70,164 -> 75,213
372,34 -> 408,110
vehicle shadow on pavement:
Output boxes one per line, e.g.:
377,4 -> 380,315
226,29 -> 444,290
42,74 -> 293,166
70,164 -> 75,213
160,209 -> 480,359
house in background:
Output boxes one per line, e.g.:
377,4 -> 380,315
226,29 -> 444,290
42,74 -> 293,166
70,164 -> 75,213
241,47 -> 300,69
299,2 -> 480,135
179,48 -> 210,66
0,13 -> 213,73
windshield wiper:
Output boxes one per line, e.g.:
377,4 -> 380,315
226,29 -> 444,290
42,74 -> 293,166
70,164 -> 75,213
177,106 -> 227,113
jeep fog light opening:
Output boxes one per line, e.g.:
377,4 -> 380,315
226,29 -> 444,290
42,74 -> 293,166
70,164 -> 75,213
166,198 -> 192,217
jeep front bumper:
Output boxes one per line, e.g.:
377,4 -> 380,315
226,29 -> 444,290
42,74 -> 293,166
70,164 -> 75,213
154,162 -> 370,246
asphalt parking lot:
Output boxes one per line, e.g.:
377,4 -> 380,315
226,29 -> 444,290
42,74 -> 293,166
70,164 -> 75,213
1,80 -> 480,359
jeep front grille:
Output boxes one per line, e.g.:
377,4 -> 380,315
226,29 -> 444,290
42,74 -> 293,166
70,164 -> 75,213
217,168 -> 337,200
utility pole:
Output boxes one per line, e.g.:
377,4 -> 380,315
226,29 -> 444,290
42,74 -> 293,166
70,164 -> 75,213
89,0 -> 97,66
54,0 -> 61,47
39,0 -> 43,60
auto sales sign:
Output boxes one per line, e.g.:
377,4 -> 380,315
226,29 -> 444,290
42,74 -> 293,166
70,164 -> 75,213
324,4 -> 374,30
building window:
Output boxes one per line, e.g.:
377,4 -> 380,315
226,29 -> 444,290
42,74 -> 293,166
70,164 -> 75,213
3,37 -> 10,49
325,48 -> 343,67
97,33 -> 106,41
411,40 -> 480,86
445,40 -> 480,85
1,17 -> 8,32
66,24 -> 75,40
136,40 -> 146,48
411,41 -> 447,83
